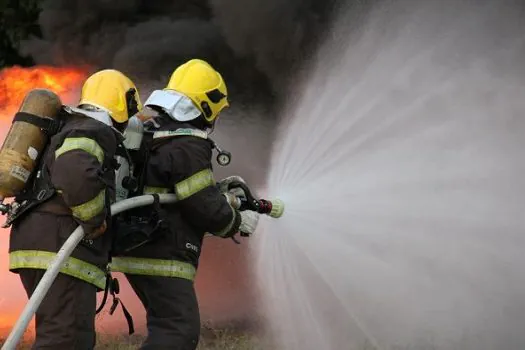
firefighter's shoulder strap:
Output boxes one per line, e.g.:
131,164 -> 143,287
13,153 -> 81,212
131,129 -> 155,198
13,111 -> 63,136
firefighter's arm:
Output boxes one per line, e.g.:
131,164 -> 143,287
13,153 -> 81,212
50,127 -> 116,237
165,138 -> 241,238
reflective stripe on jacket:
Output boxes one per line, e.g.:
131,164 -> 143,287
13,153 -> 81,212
143,168 -> 214,200
9,250 -> 106,289
110,257 -> 196,281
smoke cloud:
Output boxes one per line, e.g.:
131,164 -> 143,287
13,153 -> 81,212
21,0 -> 343,108
3,0 -> 346,330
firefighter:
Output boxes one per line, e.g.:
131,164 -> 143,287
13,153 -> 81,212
110,59 -> 260,350
8,69 -> 142,349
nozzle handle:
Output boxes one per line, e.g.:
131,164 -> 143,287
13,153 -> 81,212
226,180 -> 259,212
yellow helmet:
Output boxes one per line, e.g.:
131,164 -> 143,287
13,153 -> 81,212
78,69 -> 142,124
165,59 -> 229,123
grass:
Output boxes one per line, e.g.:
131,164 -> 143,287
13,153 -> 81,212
95,329 -> 265,350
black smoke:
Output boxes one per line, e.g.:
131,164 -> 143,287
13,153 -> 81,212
21,0 -> 345,110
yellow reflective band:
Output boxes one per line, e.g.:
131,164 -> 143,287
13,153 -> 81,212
55,137 -> 105,164
110,257 -> 196,281
9,250 -> 106,289
174,168 -> 214,200
153,129 -> 208,140
71,189 -> 105,221
143,186 -> 170,195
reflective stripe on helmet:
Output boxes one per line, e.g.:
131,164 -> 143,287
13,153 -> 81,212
55,137 -> 105,164
70,189 -> 106,221
9,250 -> 106,289
143,186 -> 170,194
109,257 -> 196,280
174,168 -> 215,200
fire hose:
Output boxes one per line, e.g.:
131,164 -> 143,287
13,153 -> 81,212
1,190 -> 284,350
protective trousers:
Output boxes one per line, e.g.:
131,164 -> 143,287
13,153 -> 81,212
18,269 -> 97,350
125,274 -> 200,350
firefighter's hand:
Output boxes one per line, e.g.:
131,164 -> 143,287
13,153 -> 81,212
239,211 -> 259,237
223,192 -> 242,209
85,220 -> 107,240
218,175 -> 247,193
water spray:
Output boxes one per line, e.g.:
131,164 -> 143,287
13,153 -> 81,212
256,1 -> 525,349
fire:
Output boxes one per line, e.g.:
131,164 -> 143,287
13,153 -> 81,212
0,65 -> 89,119
0,65 -> 89,338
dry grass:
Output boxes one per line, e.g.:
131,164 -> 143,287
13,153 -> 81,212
95,329 -> 264,350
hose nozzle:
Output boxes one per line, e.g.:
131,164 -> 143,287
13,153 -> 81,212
257,198 -> 285,218
223,179 -> 285,218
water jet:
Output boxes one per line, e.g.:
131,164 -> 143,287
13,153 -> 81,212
255,1 -> 525,349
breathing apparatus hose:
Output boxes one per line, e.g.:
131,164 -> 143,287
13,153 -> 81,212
0,194 -> 178,350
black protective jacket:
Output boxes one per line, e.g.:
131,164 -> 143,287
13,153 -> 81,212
9,110 -> 120,290
111,115 -> 241,278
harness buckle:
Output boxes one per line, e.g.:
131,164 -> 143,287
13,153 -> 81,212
36,190 -> 47,201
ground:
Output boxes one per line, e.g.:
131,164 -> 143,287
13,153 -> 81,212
1,327 -> 266,350
95,328 -> 265,350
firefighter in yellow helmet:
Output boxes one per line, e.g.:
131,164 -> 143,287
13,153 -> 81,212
110,59 -> 259,349
9,69 -> 142,349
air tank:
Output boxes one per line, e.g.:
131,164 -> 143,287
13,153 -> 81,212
115,115 -> 144,201
0,89 -> 62,199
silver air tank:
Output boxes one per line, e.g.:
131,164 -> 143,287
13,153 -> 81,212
115,116 -> 144,201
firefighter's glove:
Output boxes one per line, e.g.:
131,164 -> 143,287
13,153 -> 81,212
239,211 -> 259,237
85,220 -> 107,240
223,192 -> 241,210
218,175 -> 247,194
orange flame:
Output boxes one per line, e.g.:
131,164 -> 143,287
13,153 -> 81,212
0,65 -> 89,337
0,65 -> 90,119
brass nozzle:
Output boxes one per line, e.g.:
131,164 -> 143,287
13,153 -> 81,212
269,198 -> 285,218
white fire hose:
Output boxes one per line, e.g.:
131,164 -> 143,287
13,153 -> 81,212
1,193 -> 179,350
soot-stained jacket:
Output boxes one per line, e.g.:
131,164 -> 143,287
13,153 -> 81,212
9,110 -> 120,290
110,115 -> 241,282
